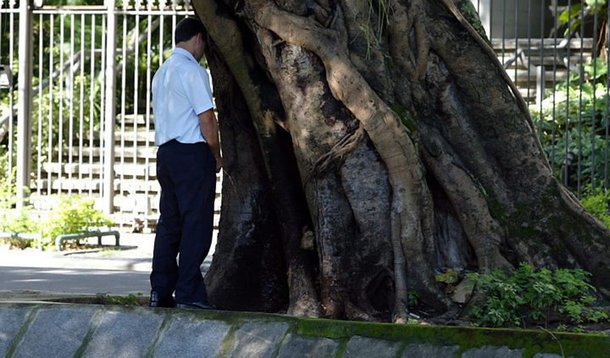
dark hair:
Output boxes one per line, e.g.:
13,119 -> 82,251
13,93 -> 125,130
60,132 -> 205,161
175,17 -> 206,43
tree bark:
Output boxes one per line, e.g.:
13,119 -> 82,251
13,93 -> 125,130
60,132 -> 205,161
195,0 -> 610,322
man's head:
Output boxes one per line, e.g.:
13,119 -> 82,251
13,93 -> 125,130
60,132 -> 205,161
175,17 -> 207,61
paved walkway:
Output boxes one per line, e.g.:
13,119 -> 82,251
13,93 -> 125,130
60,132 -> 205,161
0,233 -> 155,271
0,233 -> 212,301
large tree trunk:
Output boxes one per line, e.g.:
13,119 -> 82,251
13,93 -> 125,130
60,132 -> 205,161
196,0 -> 610,322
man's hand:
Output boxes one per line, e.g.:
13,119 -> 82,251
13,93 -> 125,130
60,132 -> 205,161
199,109 -> 222,173
215,155 -> 223,173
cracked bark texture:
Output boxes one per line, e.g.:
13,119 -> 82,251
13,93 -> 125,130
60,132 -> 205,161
196,0 -> 610,322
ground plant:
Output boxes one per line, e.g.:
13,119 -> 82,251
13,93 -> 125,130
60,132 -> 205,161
580,189 -> 610,228
467,263 -> 608,330
0,208 -> 40,249
43,195 -> 113,249
0,194 -> 114,250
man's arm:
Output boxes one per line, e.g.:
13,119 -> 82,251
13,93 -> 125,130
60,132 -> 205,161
199,109 -> 222,172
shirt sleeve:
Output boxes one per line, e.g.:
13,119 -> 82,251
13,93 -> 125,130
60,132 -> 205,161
183,65 -> 214,115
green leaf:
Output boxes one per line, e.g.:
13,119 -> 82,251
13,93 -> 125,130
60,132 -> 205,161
559,4 -> 583,25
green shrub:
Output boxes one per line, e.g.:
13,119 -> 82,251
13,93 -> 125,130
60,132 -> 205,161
0,167 -> 16,210
42,196 -> 113,249
467,263 -> 608,329
531,59 -> 609,192
0,208 -> 40,249
580,190 -> 610,228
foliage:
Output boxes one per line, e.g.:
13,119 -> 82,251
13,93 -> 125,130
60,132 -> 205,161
0,168 -> 38,249
457,0 -> 488,41
559,0 -> 608,38
42,196 -> 113,248
531,59 -> 610,192
0,195 -> 114,250
95,293 -> 142,306
435,269 -> 460,284
467,263 -> 608,329
580,189 -> 610,228
0,208 -> 40,249
0,166 -> 16,210
407,291 -> 419,308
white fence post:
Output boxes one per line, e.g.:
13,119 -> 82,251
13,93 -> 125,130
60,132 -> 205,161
103,0 -> 117,214
16,0 -> 33,209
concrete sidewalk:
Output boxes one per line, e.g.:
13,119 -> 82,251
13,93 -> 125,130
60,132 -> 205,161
0,233 -> 156,272
0,233 -> 213,300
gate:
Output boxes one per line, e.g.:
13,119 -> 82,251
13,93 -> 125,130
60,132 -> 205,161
1,0 -> 194,229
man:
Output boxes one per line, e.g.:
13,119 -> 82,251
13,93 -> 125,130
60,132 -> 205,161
149,17 -> 222,309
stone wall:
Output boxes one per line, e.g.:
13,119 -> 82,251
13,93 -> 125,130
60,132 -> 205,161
1,303 -> 608,357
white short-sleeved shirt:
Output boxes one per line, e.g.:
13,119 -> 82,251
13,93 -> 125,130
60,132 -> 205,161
152,47 -> 214,146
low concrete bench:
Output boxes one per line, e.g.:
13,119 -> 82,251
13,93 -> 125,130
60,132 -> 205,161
55,230 -> 120,251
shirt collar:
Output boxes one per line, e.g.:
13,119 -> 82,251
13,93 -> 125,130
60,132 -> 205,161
173,47 -> 199,65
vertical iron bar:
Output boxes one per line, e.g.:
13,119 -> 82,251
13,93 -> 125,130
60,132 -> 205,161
576,2 -> 586,197
16,0 -> 33,208
501,0 -> 506,64
526,0 -> 532,102
89,14 -> 95,196
120,1 -> 128,223
145,2 -> 153,219
8,0 -> 15,204
133,0 -> 140,191
606,4 -> 610,190
100,12 -> 107,198
104,0 -> 117,214
591,6 -> 599,193
58,14 -> 65,194
68,13 -> 75,195
79,13 -> 85,193
564,1 -> 572,188
513,0 -> 519,89
48,13 -> 54,195
36,13 -> 43,197
550,1 -> 559,179
537,0 -> 545,140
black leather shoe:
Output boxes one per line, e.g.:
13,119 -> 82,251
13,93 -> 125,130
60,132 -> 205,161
149,291 -> 176,308
176,302 -> 213,310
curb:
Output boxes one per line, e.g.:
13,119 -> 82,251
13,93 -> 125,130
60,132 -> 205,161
2,302 -> 609,357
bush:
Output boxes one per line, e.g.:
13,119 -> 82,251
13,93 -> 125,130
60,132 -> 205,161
42,196 -> 113,249
0,208 -> 40,249
531,59 -> 610,192
467,263 -> 608,329
580,190 -> 610,228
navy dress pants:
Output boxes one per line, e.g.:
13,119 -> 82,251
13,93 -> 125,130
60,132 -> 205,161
151,140 -> 216,305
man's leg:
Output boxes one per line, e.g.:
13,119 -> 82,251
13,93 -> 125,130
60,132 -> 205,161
150,144 -> 181,306
174,143 -> 216,305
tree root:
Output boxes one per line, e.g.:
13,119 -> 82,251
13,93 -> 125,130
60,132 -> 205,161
305,126 -> 365,183
249,0 -> 441,320
421,130 -> 512,272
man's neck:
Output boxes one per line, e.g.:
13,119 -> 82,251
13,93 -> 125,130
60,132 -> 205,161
176,43 -> 195,57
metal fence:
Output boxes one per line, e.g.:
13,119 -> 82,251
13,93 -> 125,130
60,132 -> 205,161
0,0 -> 196,229
0,1 -> 609,230
472,0 -> 610,196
